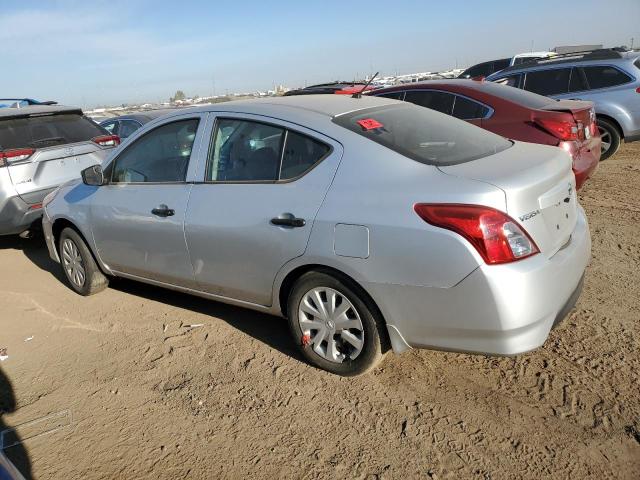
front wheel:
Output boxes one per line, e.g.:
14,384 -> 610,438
59,227 -> 108,296
597,118 -> 621,161
287,272 -> 385,376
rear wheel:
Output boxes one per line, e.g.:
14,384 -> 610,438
287,272 -> 384,376
597,118 -> 621,161
59,227 -> 108,296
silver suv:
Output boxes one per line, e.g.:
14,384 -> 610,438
0,105 -> 119,235
487,49 -> 640,160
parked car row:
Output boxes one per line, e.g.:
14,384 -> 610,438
5,50 -> 633,376
38,95 -> 590,376
370,80 -> 600,189
486,49 -> 640,160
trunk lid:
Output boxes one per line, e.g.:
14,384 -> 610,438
0,109 -> 113,205
7,143 -> 110,204
536,99 -> 596,142
438,141 -> 577,257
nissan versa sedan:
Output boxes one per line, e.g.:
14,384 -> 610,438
41,95 -> 591,376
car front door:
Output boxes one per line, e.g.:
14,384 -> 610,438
90,114 -> 207,287
185,114 -> 343,306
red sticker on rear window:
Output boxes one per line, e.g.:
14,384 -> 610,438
357,118 -> 384,130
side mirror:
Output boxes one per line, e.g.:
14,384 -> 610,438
81,164 -> 105,186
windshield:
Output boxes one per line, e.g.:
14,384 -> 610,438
0,113 -> 106,150
333,104 -> 512,166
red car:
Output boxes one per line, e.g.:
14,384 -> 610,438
371,80 -> 600,189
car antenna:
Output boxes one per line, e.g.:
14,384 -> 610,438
352,72 -> 379,98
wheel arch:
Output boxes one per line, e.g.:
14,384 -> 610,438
595,113 -> 624,139
277,263 -> 393,352
51,217 -> 108,275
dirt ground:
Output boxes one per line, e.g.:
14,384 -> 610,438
0,143 -> 639,480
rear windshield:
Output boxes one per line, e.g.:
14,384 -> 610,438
0,113 -> 107,150
481,81 -> 556,109
333,104 -> 511,166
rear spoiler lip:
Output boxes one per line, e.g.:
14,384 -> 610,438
0,108 -> 83,121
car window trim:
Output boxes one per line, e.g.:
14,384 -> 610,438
580,64 -> 636,92
523,66 -> 573,95
386,89 -> 493,120
108,116 -> 201,185
401,89 -> 456,115
495,63 -> 635,94
203,116 -> 333,185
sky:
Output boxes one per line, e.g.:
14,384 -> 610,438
1,0 -> 639,108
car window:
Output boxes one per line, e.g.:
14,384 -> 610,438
111,118 -> 198,183
482,81 -> 556,108
569,68 -> 588,92
493,74 -> 521,88
0,113 -> 107,150
333,104 -> 512,166
207,119 -> 284,181
582,65 -> 633,89
375,91 -> 405,100
452,96 -> 490,120
461,60 -> 506,79
493,59 -> 510,71
523,68 -> 571,95
280,131 -> 331,180
119,120 -> 141,138
102,121 -> 118,135
403,90 -> 455,115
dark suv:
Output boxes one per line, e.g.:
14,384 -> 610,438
487,49 -> 640,159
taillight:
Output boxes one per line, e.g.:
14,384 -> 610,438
533,117 -> 579,141
636,87 -> 640,94
92,135 -> 120,147
414,204 -> 539,265
0,148 -> 35,167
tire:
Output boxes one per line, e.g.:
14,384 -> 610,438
287,271 -> 385,376
59,227 -> 108,296
597,117 -> 621,161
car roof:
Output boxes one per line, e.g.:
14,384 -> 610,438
489,49 -> 630,76
102,109 -> 179,123
171,94 -> 399,119
0,105 -> 82,119
369,79 -> 562,109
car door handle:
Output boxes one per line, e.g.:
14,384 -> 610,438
151,204 -> 175,217
270,213 -> 306,228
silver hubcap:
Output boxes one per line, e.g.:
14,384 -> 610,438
61,238 -> 86,288
598,126 -> 611,154
298,287 -> 365,363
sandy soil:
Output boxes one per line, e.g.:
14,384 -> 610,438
0,143 -> 639,480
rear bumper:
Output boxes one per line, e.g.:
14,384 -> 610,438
42,208 -> 59,262
369,206 -> 591,356
573,150 -> 599,190
0,195 -> 43,235
569,138 -> 600,190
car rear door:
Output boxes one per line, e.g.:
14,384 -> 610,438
0,111 -> 115,206
184,113 -> 343,306
89,113 -> 206,287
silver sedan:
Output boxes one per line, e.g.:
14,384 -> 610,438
42,95 -> 591,376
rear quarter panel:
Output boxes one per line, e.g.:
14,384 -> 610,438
299,134 -> 507,290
